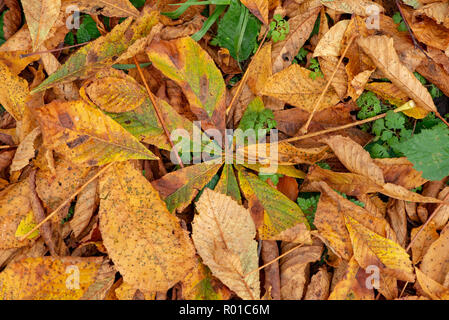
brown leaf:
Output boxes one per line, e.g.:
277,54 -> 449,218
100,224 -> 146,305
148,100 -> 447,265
3,0 -> 22,39
70,179 -> 98,238
10,127 -> 41,172
411,222 -> 438,265
241,0 -> 268,24
304,267 -> 331,300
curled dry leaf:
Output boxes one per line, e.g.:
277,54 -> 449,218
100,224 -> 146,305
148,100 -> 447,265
271,6 -> 321,73
304,267 -> 331,300
99,161 -> 196,291
415,268 -> 449,300
279,239 -> 323,300
10,127 -> 41,172
313,19 -> 350,58
357,35 -> 436,116
192,189 -> 260,300
70,179 -> 98,238
2,0 -> 22,39
320,0 -> 384,16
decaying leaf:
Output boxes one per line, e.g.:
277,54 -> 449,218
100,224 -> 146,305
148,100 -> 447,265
99,161 -> 196,291
193,189 -> 260,300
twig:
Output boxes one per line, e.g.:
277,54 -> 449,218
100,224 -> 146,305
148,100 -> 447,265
225,29 -> 269,116
19,163 -> 114,241
406,191 -> 449,252
244,243 -> 304,278
300,34 -> 357,134
133,56 -> 185,168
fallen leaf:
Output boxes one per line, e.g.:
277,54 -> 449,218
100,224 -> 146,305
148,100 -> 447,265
10,127 -> 41,172
63,0 -> 140,17
320,0 -> 384,16
99,161 -> 196,291
241,0 -> 269,24
192,188 -> 260,300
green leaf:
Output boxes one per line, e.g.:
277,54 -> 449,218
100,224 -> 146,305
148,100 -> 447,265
385,110 -> 405,130
357,91 -> 381,119
64,31 -> 75,46
395,125 -> 449,180
77,15 -> 101,43
214,164 -> 241,203
296,193 -> 320,229
238,169 -> 310,241
130,0 -> 146,8
0,11 -> 6,45
238,97 -> 276,140
215,0 -> 261,61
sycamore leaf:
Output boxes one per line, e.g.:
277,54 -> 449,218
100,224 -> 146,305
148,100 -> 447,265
35,100 -> 157,166
358,35 -> 436,114
320,0 -> 384,16
10,127 -> 41,172
345,215 -> 415,282
181,258 -> 232,300
22,0 -> 61,50
214,164 -> 241,203
261,64 -> 340,112
192,189 -> 260,300
329,258 -> 374,300
32,9 -> 159,93
0,180 -> 35,249
0,256 -> 108,299
0,61 -> 29,121
271,6 -> 321,73
63,0 -> 140,17
99,161 -> 196,291
152,162 -> 223,213
240,0 -> 268,24
415,268 -> 449,300
238,169 -> 311,242
325,135 -> 385,186
148,37 -> 226,133
313,19 -> 350,58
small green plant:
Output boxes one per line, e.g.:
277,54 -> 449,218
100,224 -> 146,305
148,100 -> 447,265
357,91 -> 382,120
238,97 -> 277,139
0,11 -> 6,45
268,14 -> 289,43
258,172 -> 283,186
297,193 -> 320,229
76,15 -> 101,43
308,58 -> 324,80
393,12 -> 408,32
293,47 -> 309,64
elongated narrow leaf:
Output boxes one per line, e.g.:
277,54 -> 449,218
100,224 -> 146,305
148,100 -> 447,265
99,162 -> 196,291
238,169 -> 311,242
358,35 -> 436,114
147,37 -> 227,132
214,164 -> 241,203
152,162 -> 223,213
193,189 -> 260,300
35,100 -> 157,166
32,9 -> 159,93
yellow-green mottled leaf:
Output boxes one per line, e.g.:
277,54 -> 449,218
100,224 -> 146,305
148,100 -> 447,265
152,162 -> 223,213
0,61 -> 29,121
15,211 -> 39,240
35,100 -> 157,166
215,164 -> 241,203
32,9 -> 159,93
147,37 -> 226,133
238,169 -> 311,242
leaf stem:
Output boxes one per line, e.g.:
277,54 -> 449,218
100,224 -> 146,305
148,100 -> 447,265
132,56 -> 185,168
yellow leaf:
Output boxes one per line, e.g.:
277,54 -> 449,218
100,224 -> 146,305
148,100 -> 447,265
247,43 -> 271,95
358,35 -> 435,114
192,189 -> 260,300
0,61 -> 29,121
15,210 -> 39,240
0,256 -> 107,299
313,19 -> 350,58
35,100 -> 157,166
22,0 -> 61,50
262,64 -> 340,112
411,222 -> 438,264
85,76 -> 147,113
420,223 -> 449,285
0,180 -> 35,249
99,161 -> 196,291
345,215 -> 415,282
